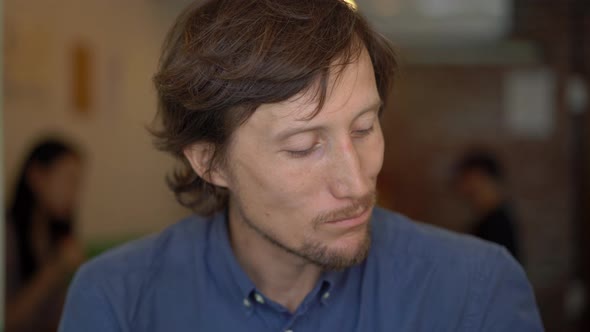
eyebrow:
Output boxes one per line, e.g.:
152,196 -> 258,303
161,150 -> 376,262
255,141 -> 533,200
274,99 -> 383,141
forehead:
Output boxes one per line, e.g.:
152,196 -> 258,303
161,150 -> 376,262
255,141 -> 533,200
251,49 -> 379,128
49,154 -> 82,173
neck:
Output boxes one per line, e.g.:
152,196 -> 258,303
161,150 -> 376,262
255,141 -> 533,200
227,205 -> 322,313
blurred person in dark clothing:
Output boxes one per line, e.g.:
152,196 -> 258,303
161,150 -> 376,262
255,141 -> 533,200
453,149 -> 520,262
5,138 -> 86,332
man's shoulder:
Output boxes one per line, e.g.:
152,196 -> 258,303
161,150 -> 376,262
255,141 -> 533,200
77,214 -> 210,281
371,207 -> 508,268
369,207 -> 525,305
368,209 -> 542,330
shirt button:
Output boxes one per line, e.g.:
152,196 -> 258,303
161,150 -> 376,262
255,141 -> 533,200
243,298 -> 252,307
322,292 -> 330,300
254,293 -> 265,304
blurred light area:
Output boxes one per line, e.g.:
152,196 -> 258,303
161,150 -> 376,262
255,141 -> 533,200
357,0 -> 512,45
567,75 -> 589,115
343,0 -> 357,10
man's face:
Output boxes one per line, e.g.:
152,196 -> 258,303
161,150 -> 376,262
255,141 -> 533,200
223,49 -> 384,270
31,154 -> 83,220
455,171 -> 478,204
454,169 -> 498,213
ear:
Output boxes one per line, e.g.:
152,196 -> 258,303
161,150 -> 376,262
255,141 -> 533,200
183,143 -> 229,188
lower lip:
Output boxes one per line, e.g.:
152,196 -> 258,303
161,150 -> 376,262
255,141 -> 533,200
325,209 -> 371,229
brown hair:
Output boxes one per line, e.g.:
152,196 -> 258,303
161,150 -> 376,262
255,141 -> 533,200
151,0 -> 398,215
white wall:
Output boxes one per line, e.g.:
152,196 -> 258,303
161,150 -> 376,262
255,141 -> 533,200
4,0 -> 198,240
358,0 -> 511,45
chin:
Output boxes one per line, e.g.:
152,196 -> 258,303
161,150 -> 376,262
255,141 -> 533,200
315,231 -> 372,271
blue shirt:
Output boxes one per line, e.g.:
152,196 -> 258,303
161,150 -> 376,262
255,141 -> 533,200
59,208 -> 543,331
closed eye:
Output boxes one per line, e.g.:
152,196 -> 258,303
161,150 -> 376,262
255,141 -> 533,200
352,126 -> 374,138
286,144 -> 321,158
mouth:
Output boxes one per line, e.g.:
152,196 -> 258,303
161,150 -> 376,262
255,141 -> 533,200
325,207 -> 371,229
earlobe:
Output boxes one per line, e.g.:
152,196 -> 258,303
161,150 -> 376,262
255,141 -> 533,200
183,143 -> 229,188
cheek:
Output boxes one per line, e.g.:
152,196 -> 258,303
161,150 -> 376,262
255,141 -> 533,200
45,175 -> 78,217
362,128 -> 385,178
241,161 -> 316,205
230,151 -> 323,220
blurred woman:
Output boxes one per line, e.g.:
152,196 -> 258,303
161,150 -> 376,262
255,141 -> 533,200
5,138 -> 86,332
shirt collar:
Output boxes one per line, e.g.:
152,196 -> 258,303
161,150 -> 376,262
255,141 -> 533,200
206,210 -> 257,303
205,210 -> 349,308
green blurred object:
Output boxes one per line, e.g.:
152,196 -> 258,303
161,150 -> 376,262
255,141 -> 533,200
64,235 -> 142,284
85,235 -> 142,258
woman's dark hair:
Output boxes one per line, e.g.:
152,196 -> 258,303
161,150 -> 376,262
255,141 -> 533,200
151,0 -> 398,215
8,138 -> 81,282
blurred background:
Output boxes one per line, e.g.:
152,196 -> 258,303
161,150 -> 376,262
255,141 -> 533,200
2,0 -> 589,331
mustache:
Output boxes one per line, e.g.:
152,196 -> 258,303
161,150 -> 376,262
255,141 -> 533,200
313,192 -> 377,225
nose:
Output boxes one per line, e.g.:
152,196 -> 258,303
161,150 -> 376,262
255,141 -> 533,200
328,137 -> 371,200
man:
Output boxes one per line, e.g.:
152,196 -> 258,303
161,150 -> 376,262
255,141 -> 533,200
59,0 -> 543,331
454,150 -> 521,262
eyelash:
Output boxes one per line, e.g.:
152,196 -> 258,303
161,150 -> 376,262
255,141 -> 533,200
287,145 -> 319,158
353,126 -> 375,137
286,126 -> 375,158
